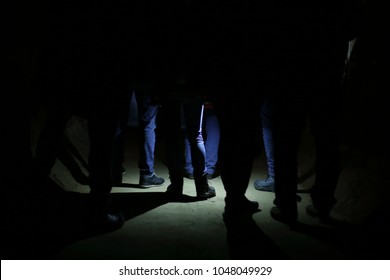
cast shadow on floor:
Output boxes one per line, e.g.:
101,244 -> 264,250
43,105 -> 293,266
224,213 -> 290,260
3,179 -> 389,260
1,180 -> 207,260
225,209 -> 390,260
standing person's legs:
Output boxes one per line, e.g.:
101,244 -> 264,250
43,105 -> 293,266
182,99 -> 206,179
203,105 -> 220,179
254,97 -> 275,191
111,92 -> 131,184
212,93 -> 263,219
85,59 -> 129,229
183,135 -> 194,178
271,86 -> 308,225
182,98 -> 215,199
136,91 -> 165,186
164,100 -> 185,194
87,88 -> 126,229
307,88 -> 342,219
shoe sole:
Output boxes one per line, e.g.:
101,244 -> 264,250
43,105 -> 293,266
196,192 -> 216,199
254,187 -> 274,192
140,184 -> 164,188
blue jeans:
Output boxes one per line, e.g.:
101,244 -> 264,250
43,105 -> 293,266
114,89 -> 159,177
184,105 -> 220,175
135,92 -> 159,176
261,97 -> 274,177
164,97 -> 206,184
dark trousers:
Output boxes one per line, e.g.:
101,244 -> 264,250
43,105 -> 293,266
113,90 -> 159,177
212,90 -> 265,200
272,58 -> 345,212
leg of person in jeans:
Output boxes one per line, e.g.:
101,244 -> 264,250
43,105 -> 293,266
183,135 -> 194,179
203,103 -> 220,179
183,104 -> 194,179
183,98 -> 215,198
183,103 -> 220,180
254,97 -> 275,192
165,98 -> 215,199
136,90 -> 165,187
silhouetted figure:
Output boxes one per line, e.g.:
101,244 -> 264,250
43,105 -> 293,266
269,1 -> 365,226
208,1 -> 365,226
207,2 -> 278,221
31,2 -> 140,231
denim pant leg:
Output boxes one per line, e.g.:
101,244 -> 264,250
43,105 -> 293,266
261,98 -> 275,177
135,93 -> 158,176
184,136 -> 193,174
182,99 -> 207,178
203,107 -> 220,174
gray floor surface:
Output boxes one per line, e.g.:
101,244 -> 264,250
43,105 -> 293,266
26,116 -> 389,260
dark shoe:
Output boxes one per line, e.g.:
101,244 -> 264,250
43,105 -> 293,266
197,185 -> 216,199
234,197 -> 259,213
92,212 -> 125,232
270,206 -> 297,227
165,184 -> 183,197
139,173 -> 165,187
195,175 -> 216,199
254,175 -> 274,192
184,172 -> 194,179
223,196 -> 260,222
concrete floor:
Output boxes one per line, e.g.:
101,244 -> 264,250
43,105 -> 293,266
6,113 -> 387,260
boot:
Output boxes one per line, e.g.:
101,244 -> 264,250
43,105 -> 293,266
195,174 -> 216,199
165,177 -> 183,197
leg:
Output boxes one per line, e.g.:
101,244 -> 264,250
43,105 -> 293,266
308,86 -> 341,218
203,104 -> 220,179
163,100 -> 185,194
136,91 -> 164,186
182,98 -> 215,199
183,135 -> 194,178
254,97 -> 275,191
212,92 -> 263,218
111,93 -> 131,184
271,84 -> 310,225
